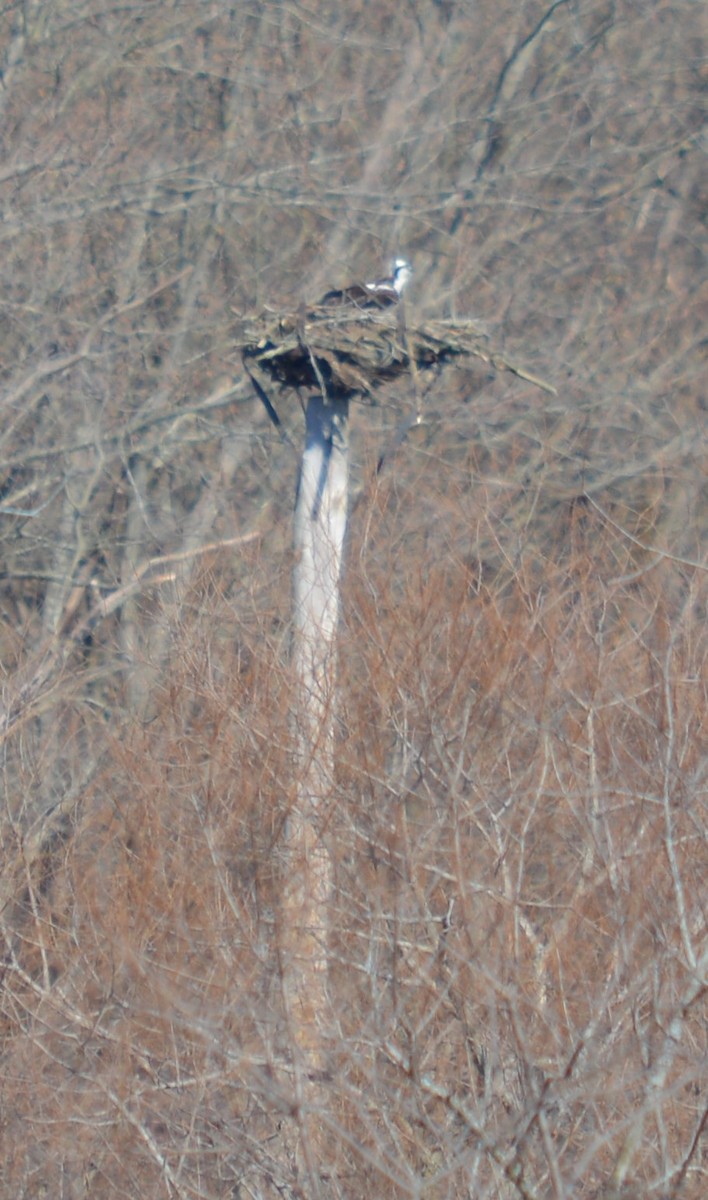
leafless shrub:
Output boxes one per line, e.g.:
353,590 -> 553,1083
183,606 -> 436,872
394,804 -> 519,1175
1,1 -> 705,1198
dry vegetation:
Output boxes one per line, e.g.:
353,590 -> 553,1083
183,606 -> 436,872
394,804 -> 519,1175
241,309 -> 556,398
0,2 -> 706,1198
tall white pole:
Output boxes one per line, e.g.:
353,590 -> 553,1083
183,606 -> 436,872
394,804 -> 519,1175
282,392 -> 349,1187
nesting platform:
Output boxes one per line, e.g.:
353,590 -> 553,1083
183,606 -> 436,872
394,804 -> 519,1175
239,306 -> 555,401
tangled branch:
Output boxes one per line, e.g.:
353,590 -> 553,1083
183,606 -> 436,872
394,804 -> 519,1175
239,307 -> 556,400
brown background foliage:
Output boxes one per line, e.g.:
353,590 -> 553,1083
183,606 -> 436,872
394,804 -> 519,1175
0,2 -> 705,1198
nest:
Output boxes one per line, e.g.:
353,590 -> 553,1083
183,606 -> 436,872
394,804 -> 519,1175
239,306 -> 556,401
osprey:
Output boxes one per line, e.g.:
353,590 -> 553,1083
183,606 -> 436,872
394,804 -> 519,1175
319,257 -> 412,308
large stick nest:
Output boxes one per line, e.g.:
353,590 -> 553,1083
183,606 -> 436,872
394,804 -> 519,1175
239,306 -> 556,400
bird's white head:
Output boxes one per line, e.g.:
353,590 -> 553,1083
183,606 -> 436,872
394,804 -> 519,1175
391,258 -> 413,295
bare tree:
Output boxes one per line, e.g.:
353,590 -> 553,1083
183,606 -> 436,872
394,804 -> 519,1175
0,1 -> 705,1198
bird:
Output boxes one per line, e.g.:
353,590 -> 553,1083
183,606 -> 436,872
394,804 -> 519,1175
318,257 -> 412,308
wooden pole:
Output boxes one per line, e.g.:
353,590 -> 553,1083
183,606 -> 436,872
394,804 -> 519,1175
282,391 -> 349,1190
